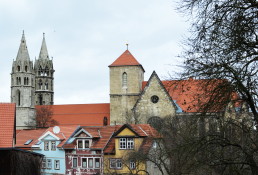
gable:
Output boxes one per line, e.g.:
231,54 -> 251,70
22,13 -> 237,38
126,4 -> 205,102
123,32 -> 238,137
117,128 -> 137,137
38,131 -> 60,141
74,129 -> 92,138
133,71 -> 176,123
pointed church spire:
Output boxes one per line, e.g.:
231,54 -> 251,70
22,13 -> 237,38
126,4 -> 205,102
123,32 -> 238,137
38,33 -> 49,60
16,31 -> 30,61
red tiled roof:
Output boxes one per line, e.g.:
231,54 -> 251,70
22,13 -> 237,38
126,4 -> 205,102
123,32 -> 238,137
44,125 -> 79,147
104,124 -> 159,154
0,103 -> 16,148
143,78 -> 236,113
15,128 -> 47,149
36,103 -> 110,126
109,50 -> 142,67
63,125 -> 120,150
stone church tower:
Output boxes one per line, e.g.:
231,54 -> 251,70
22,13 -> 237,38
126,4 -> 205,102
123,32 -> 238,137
34,34 -> 54,105
11,31 -> 35,129
11,32 -> 54,129
109,49 -> 144,125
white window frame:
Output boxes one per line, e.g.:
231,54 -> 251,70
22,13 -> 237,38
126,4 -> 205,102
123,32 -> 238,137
51,141 -> 56,151
82,158 -> 87,168
42,158 -> 46,169
110,159 -> 122,169
72,157 -> 78,168
44,141 -> 49,151
119,138 -> 134,150
130,160 -> 136,170
54,160 -> 60,170
77,139 -> 91,149
47,159 -> 52,169
81,157 -> 101,169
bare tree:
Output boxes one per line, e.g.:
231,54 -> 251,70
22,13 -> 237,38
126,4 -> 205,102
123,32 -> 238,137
35,106 -> 58,128
177,0 -> 258,124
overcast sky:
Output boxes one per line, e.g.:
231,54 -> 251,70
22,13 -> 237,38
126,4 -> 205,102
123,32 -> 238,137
0,0 -> 189,104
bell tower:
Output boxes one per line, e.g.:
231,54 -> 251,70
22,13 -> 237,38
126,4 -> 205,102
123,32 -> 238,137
11,31 -> 35,129
34,33 -> 55,105
109,49 -> 144,124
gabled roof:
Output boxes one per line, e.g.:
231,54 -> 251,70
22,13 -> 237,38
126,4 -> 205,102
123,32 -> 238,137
63,125 -> 120,150
43,125 -> 79,147
142,77 -> 235,113
15,128 -> 47,149
0,103 -> 16,148
109,50 -> 144,71
36,103 -> 110,126
133,71 -> 177,111
104,124 -> 160,154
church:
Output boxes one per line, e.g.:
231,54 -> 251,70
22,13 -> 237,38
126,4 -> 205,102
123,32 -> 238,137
11,32 -> 237,129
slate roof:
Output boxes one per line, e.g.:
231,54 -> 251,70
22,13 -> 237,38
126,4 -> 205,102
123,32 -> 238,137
0,103 -> 16,148
143,77 -> 236,113
36,103 -> 110,126
109,50 -> 144,71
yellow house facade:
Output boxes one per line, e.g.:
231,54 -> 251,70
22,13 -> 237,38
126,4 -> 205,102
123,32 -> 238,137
104,124 -> 159,175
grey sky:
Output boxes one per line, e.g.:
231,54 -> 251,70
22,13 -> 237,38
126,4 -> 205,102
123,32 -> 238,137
0,0 -> 189,104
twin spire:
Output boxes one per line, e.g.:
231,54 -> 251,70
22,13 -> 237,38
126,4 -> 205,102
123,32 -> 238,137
16,31 -> 50,61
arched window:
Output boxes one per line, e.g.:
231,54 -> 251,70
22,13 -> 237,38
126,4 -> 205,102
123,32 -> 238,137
39,94 -> 43,105
39,79 -> 43,89
122,72 -> 127,87
17,66 -> 20,72
45,67 -> 49,76
17,90 -> 21,106
103,117 -> 108,126
18,77 -> 21,85
16,77 -> 19,85
45,82 -> 48,90
25,65 -> 28,72
24,77 -> 26,85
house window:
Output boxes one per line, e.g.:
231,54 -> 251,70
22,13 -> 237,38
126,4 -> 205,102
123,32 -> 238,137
110,159 -> 122,169
82,158 -> 87,168
54,160 -> 60,170
95,158 -> 100,168
130,160 -> 136,170
44,141 -> 49,151
119,138 -> 126,149
77,139 -> 91,149
42,158 -> 46,168
85,140 -> 90,148
119,138 -> 134,149
47,159 -> 52,169
122,72 -> 127,87
88,158 -> 93,168
72,158 -> 78,168
51,141 -> 56,151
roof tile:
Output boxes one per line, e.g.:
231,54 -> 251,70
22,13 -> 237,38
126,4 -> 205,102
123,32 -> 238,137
0,103 -> 16,148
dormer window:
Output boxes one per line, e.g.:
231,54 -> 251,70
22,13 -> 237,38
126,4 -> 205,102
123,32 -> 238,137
119,138 -> 134,149
77,139 -> 90,149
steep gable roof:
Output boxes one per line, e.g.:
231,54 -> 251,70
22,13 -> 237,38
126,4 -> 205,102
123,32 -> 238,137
109,50 -> 144,71
36,103 -> 110,126
142,77 -> 235,113
104,124 -> 160,154
133,71 -> 177,111
0,103 -> 16,148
